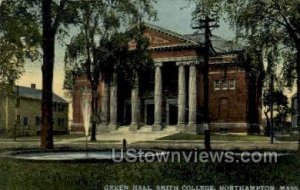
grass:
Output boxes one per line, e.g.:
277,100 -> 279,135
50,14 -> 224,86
0,134 -> 83,141
276,136 -> 299,142
157,133 -> 269,141
0,153 -> 299,189
0,133 -> 299,189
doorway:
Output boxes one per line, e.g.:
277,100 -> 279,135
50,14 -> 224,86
146,104 -> 154,125
166,99 -> 178,126
123,103 -> 131,125
169,104 -> 178,125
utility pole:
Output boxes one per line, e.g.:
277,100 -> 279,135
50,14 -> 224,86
193,15 -> 219,151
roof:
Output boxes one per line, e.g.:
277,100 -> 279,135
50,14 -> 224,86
143,23 -> 242,54
17,86 -> 68,104
144,23 -> 200,46
184,33 -> 243,54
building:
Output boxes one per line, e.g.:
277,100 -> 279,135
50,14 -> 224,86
71,23 -> 262,134
291,94 -> 297,128
0,84 -> 69,136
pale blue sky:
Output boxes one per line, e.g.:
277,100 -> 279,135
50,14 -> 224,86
18,0 -> 235,98
151,0 -> 234,38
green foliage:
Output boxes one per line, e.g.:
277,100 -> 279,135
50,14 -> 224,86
191,0 -> 223,24
222,0 -> 300,86
117,24 -> 154,87
64,0 -> 156,89
0,1 -> 40,84
263,90 -> 291,129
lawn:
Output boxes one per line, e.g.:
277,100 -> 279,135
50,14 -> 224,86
0,133 -> 299,189
0,154 -> 299,189
157,133 -> 270,141
276,136 -> 299,142
0,134 -> 83,141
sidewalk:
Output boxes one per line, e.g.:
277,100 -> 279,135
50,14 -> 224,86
0,130 -> 298,152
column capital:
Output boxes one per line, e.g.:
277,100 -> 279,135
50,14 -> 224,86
176,60 -> 200,66
176,61 -> 186,66
155,62 -> 163,67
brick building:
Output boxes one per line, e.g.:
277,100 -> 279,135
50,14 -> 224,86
0,84 -> 69,136
71,23 -> 262,134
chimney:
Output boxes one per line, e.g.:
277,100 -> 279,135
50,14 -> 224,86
31,84 -> 36,89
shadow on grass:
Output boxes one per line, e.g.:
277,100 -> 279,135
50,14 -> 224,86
0,152 -> 299,189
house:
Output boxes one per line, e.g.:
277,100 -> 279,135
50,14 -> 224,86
0,84 -> 69,136
71,23 -> 262,134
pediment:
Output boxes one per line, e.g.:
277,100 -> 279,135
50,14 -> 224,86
129,23 -> 198,49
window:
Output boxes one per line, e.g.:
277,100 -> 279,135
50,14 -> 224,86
53,103 -> 57,112
35,116 -> 41,126
215,79 -> 236,90
229,80 -> 236,90
214,80 -> 221,90
23,117 -> 28,126
16,115 -> 20,125
58,104 -> 65,112
222,80 -> 228,90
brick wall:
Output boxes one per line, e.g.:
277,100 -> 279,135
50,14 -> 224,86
197,66 -> 248,124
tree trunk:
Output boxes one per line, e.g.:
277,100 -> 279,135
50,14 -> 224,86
257,71 -> 264,128
296,47 -> 300,152
270,74 -> 274,144
41,0 -> 55,149
264,111 -> 270,136
90,85 -> 98,141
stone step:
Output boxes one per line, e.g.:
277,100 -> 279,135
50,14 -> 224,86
107,125 -> 179,134
162,126 -> 178,132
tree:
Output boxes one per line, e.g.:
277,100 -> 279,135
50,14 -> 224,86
0,1 -> 40,85
65,1 -> 155,141
221,0 -> 300,150
264,90 -> 290,135
234,46 -> 264,134
40,0 -> 82,149
2,0 -> 83,149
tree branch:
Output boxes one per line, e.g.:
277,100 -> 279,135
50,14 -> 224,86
272,0 -> 300,42
51,0 -> 67,32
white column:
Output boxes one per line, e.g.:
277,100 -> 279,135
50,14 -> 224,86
109,73 -> 118,130
153,62 -> 163,131
130,73 -> 140,131
188,63 -> 197,126
177,62 -> 186,129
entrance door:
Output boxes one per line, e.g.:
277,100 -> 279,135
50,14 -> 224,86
169,104 -> 178,125
146,104 -> 154,125
124,104 -> 131,125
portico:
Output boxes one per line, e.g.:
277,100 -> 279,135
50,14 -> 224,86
100,57 -> 202,133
